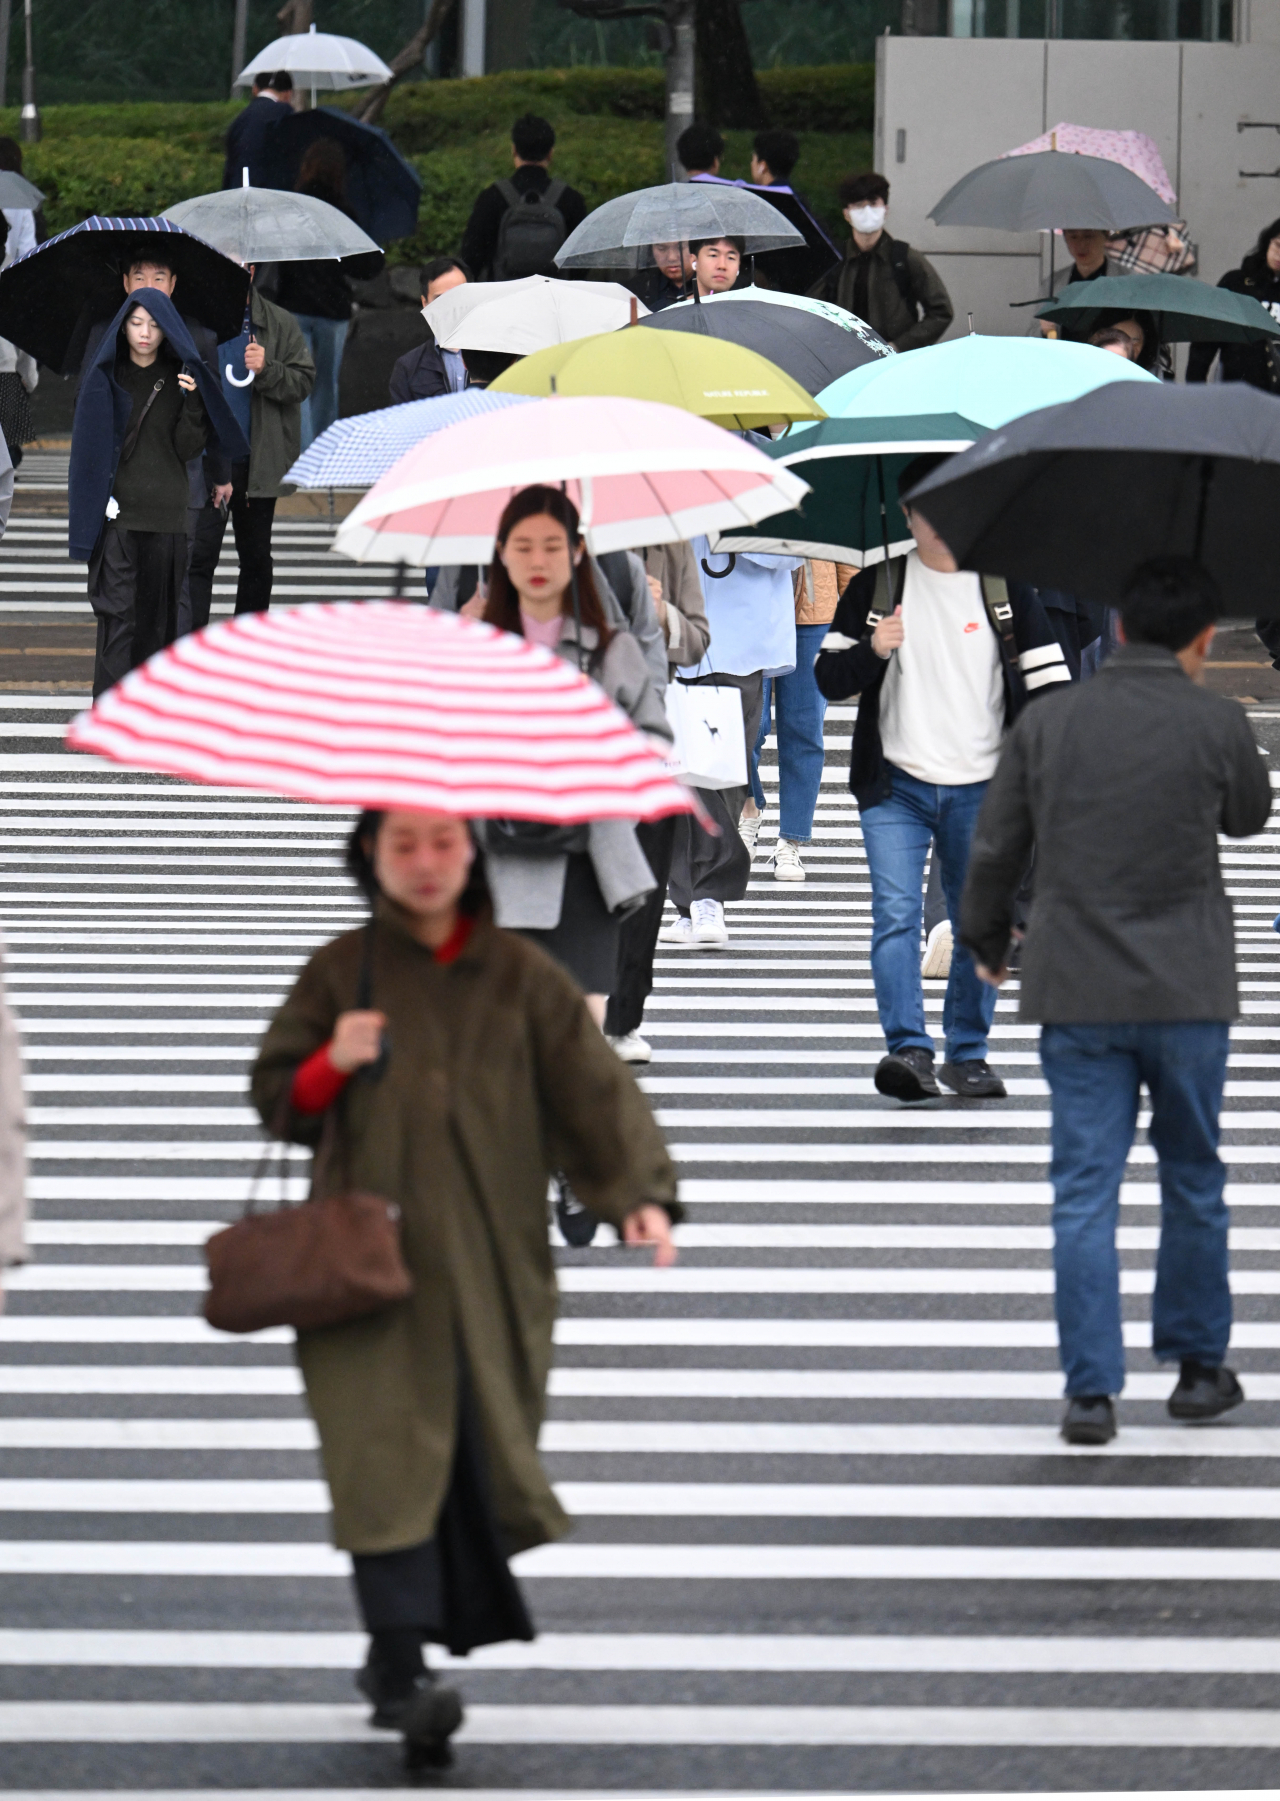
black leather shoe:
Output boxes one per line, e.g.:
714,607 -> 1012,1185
874,1047 -> 941,1102
401,1674 -> 465,1770
1167,1360 -> 1244,1421
939,1059 -> 1008,1099
555,1175 -> 599,1247
1061,1395 -> 1117,1445
356,1654 -> 411,1729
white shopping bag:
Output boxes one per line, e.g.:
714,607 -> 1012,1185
663,680 -> 747,791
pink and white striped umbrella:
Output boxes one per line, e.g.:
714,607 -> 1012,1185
66,603 -> 697,823
333,393 -> 810,566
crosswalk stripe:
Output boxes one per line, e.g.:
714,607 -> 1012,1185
2,611 -> 1279,1790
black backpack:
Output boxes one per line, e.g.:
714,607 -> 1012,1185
493,178 -> 568,280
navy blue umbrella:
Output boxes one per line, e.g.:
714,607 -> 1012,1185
267,109 -> 423,245
0,216 -> 249,373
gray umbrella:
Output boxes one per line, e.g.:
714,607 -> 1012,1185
163,187 -> 382,266
555,182 -> 804,272
0,172 -> 41,210
929,150 -> 1176,233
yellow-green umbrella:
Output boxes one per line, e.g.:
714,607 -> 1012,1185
489,327 -> 825,432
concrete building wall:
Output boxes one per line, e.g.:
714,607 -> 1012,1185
874,31 -> 1280,336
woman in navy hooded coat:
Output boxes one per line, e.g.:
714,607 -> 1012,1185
69,287 -> 248,695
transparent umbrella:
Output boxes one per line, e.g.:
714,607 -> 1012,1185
237,25 -> 392,90
164,185 -> 382,269
555,182 -> 804,271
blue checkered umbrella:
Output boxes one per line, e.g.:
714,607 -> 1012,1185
286,389 -> 535,490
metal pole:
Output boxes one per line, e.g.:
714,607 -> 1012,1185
665,0 -> 694,179
19,0 -> 37,144
0,0 -> 12,113
230,0 -> 248,96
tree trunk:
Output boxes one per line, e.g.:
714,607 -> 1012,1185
694,0 -> 764,130
356,0 -> 458,124
276,0 -> 314,32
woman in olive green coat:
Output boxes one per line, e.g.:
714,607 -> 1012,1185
251,808 -> 678,1768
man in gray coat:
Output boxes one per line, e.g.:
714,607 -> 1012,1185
960,557 -> 1272,1446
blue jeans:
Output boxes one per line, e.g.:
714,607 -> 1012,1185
749,622 -> 828,841
858,763 -> 996,1063
295,315 -> 349,450
1040,1020 -> 1231,1398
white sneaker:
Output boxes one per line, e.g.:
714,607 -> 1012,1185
606,1030 -> 652,1064
773,839 -> 805,882
739,809 -> 764,857
691,896 -> 729,947
922,918 -> 953,979
657,913 -> 695,947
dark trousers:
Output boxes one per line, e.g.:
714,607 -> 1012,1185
605,814 -> 677,1038
668,670 -> 764,914
187,460 -> 276,626
89,525 -> 186,697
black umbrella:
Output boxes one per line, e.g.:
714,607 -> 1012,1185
639,296 -> 889,395
929,149 -> 1176,234
0,216 -> 250,374
904,382 -> 1280,613
266,108 -> 423,244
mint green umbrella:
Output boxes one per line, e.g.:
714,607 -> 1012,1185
812,333 -> 1157,432
712,414 -> 983,565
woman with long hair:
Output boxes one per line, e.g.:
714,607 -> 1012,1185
1187,215 -> 1280,391
471,485 -> 672,1028
277,138 -> 356,447
252,807 -> 676,1770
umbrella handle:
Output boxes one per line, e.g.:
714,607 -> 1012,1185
226,364 -> 255,388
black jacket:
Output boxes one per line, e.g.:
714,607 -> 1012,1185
960,643 -> 1272,1023
813,560 -> 1068,807
1186,262 -> 1280,390
459,165 -> 587,280
389,336 -> 453,404
223,96 -> 292,191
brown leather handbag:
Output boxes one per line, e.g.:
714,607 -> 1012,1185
203,925 -> 412,1336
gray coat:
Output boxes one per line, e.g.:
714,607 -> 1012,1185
483,620 -> 673,931
960,643 -> 1273,1024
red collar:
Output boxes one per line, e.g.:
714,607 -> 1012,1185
433,914 -> 475,966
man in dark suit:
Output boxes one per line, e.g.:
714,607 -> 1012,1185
389,257 -> 471,404
223,72 -> 294,190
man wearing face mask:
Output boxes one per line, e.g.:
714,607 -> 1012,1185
811,173 -> 953,353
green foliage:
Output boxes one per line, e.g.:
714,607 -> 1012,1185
0,68 -> 870,261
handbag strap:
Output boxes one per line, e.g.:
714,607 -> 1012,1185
120,377 -> 165,463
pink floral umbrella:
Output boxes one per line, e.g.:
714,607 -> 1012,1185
1005,123 -> 1177,207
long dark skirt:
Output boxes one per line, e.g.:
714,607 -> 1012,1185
517,850 -> 620,993
89,524 -> 186,697
349,1377 -> 535,1657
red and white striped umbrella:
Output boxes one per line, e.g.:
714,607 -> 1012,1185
66,603 -> 697,824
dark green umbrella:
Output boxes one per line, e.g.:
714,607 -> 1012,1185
711,414 -> 984,565
1036,273 -> 1280,345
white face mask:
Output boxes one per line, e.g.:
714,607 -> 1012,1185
846,203 -> 886,234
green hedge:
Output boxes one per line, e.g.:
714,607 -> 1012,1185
0,64 -> 873,260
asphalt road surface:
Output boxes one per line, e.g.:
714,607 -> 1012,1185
1,494 -> 1280,1797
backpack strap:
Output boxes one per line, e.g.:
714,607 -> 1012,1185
885,235 -> 917,312
495,179 -> 522,208
866,556 -> 907,632
543,179 -> 567,210
980,572 -> 1028,709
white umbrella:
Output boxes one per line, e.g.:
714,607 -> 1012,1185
164,186 -> 380,265
237,25 -> 393,92
423,274 -> 648,355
